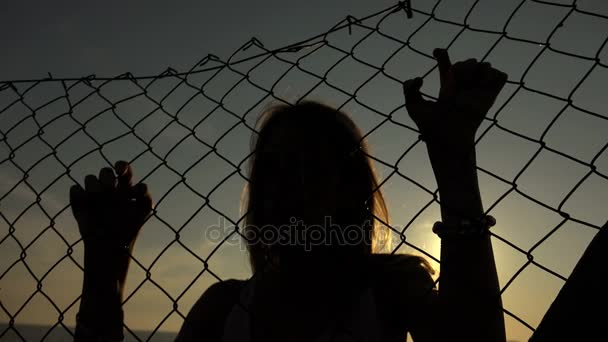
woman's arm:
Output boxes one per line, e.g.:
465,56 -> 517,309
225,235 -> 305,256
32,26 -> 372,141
404,49 -> 507,342
429,142 -> 504,342
70,161 -> 153,341
75,244 -> 129,341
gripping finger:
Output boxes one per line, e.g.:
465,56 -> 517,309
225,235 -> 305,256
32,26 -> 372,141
488,68 -> 508,95
133,182 -> 154,220
403,78 -> 425,113
133,182 -> 148,197
70,184 -> 87,213
433,48 -> 452,83
115,160 -> 133,190
477,62 -> 493,85
453,58 -> 479,87
99,167 -> 117,189
84,175 -> 101,193
434,49 -> 457,100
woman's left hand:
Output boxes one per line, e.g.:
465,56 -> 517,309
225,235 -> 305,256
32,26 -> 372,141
403,48 -> 508,159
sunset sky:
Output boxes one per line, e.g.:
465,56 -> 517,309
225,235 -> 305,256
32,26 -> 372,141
1,1 -> 607,341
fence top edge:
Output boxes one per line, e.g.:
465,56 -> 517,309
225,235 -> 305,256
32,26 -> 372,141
0,2 -> 408,86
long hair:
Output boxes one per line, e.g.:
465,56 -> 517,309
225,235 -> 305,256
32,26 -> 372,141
241,101 -> 423,274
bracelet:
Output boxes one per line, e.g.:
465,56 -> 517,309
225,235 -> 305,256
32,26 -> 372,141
432,215 -> 496,239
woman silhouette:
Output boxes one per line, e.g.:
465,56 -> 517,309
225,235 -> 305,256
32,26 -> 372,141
71,48 -> 512,341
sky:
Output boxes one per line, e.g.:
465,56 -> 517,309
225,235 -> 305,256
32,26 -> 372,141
1,0 -> 607,341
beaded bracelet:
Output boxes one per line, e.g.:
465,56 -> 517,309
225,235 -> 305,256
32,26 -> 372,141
432,215 -> 496,239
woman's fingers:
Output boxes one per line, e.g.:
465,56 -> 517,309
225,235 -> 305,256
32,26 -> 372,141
403,78 -> 424,110
70,184 -> 87,214
99,167 -> 117,189
434,48 -> 456,100
477,67 -> 508,101
490,69 -> 509,94
133,182 -> 148,198
133,182 -> 154,219
115,160 -> 133,190
477,62 -> 493,85
84,174 -> 101,193
433,48 -> 452,83
74,163 -> 151,247
403,77 -> 437,125
452,58 -> 479,88
114,160 -> 128,177
477,62 -> 507,89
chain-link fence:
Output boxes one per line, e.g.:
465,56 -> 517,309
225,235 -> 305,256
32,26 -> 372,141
1,0 -> 607,341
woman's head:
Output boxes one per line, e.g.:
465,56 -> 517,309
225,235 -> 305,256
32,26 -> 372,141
242,101 -> 389,273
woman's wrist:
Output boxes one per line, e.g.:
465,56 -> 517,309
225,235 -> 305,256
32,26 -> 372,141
426,136 -> 476,166
426,141 -> 485,223
83,240 -> 132,284
81,245 -> 126,310
78,243 -> 128,341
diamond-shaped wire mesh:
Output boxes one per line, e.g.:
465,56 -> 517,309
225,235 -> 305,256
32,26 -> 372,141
1,0 -> 607,341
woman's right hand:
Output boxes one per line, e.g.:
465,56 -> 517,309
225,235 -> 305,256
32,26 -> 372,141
71,161 -> 153,341
70,161 -> 153,285
70,161 -> 153,251
403,48 -> 508,160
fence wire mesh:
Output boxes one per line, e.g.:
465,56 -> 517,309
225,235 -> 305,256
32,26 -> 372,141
1,0 -> 607,341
